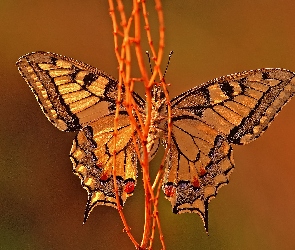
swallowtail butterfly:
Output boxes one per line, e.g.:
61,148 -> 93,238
17,51 -> 295,231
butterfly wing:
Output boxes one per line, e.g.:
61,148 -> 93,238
17,51 -> 145,220
16,51 -> 143,131
164,68 -> 295,230
70,112 -> 140,222
163,119 -> 234,232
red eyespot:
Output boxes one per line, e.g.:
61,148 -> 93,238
192,177 -> 200,188
100,172 -> 108,181
164,183 -> 175,197
199,168 -> 206,177
124,181 -> 135,194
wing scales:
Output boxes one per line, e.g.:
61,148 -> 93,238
70,113 -> 139,221
164,68 -> 295,230
16,51 -> 125,131
163,120 -> 234,230
17,52 -> 295,232
17,51 -> 146,222
171,68 -> 295,144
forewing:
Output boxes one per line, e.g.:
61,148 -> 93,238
164,68 -> 295,230
171,68 -> 295,144
16,51 -> 142,131
70,112 -> 139,222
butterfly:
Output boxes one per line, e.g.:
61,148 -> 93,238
17,51 -> 295,232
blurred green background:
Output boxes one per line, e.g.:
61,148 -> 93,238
1,0 -> 295,249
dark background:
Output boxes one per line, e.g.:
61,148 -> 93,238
1,1 -> 295,249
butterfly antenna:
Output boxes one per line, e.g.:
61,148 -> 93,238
163,50 -> 174,79
145,51 -> 153,75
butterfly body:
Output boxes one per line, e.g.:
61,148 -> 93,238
17,51 -> 295,230
144,85 -> 168,159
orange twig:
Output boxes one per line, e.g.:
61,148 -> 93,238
108,1 -> 168,249
108,0 -> 140,248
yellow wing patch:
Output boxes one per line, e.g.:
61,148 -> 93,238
165,68 -> 295,231
16,51 -> 120,131
70,113 -> 139,222
17,52 -> 295,232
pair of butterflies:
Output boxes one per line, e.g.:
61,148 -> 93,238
17,51 -> 295,231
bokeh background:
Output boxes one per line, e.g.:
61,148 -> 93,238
1,1 -> 295,249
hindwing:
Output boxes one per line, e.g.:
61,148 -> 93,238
70,112 -> 139,222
